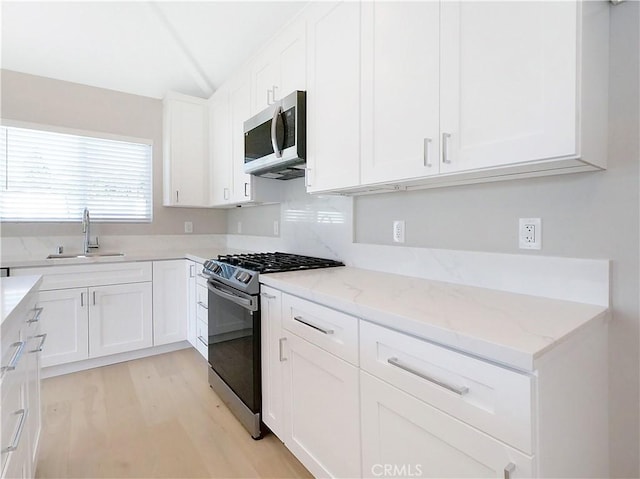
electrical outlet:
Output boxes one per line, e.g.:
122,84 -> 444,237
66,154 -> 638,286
237,221 -> 242,234
519,218 -> 541,250
393,220 -> 405,243
273,220 -> 279,236
184,221 -> 193,234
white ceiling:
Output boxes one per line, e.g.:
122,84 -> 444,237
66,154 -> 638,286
1,1 -> 307,99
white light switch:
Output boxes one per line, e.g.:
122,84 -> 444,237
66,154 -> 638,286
184,221 -> 193,233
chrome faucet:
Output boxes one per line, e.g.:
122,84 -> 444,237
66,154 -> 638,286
82,207 -> 99,254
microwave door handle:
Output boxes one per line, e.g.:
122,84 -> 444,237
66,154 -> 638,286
270,106 -> 283,158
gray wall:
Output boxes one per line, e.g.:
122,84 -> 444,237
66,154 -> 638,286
0,69 -> 226,237
230,2 -> 640,476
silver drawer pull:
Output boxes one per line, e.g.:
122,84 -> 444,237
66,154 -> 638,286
279,338 -> 287,362
27,307 -> 44,323
261,292 -> 276,300
1,341 -> 26,376
30,333 -> 48,353
442,132 -> 452,164
2,408 -> 28,454
504,462 -> 516,479
197,301 -> 208,310
387,357 -> 469,396
197,336 -> 208,347
293,316 -> 334,335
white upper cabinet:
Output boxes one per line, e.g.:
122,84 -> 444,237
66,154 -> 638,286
305,0 -> 609,194
163,92 -> 209,206
439,1 -> 579,173
360,1 -> 441,184
305,1 -> 361,193
208,87 -> 232,206
229,74 -> 253,204
251,20 -> 306,114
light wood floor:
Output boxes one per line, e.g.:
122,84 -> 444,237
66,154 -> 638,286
35,348 -> 312,478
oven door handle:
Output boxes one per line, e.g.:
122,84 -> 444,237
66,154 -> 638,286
207,281 -> 258,311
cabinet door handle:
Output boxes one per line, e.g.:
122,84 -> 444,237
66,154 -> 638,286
244,182 -> 250,198
80,292 -> 84,307
176,190 -> 179,203
92,291 -> 96,305
197,336 -> 208,347
442,132 -> 452,164
279,338 -> 287,362
1,341 -> 26,376
260,292 -> 276,300
293,315 -> 334,335
266,88 -> 272,106
2,408 -> 27,454
423,138 -> 432,167
305,168 -> 312,187
30,333 -> 47,353
224,188 -> 230,200
504,463 -> 516,479
387,357 -> 469,396
190,264 -> 195,278
27,307 -> 44,323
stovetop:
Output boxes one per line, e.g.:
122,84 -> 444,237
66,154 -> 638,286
202,252 -> 344,295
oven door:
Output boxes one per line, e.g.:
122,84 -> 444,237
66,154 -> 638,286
207,280 -> 260,413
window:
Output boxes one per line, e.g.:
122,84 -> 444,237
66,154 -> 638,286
0,124 -> 152,222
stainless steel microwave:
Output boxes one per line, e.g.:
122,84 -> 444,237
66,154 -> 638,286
243,90 -> 306,180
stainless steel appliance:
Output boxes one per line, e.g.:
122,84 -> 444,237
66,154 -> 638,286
243,91 -> 306,180
201,252 -> 343,439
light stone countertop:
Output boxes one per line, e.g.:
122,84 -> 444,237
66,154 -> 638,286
2,248 -> 245,269
1,275 -> 42,326
259,267 -> 609,372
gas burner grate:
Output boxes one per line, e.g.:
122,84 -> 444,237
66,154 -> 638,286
216,252 -> 344,273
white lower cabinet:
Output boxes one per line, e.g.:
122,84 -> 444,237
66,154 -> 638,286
360,371 -> 533,478
260,286 -> 284,439
13,262 -> 156,369
282,332 -> 361,478
152,260 -> 189,346
88,282 -> 153,358
1,279 -> 42,479
37,288 -> 88,367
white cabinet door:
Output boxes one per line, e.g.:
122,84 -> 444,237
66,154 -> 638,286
251,20 -> 306,115
163,93 -> 209,206
36,288 -> 88,367
360,372 -> 534,479
25,307 -> 44,466
187,261 -> 198,348
440,1 -> 577,173
360,1 -> 440,185
88,283 -> 153,358
259,286 -> 283,440
152,260 -> 189,346
283,332 -> 361,479
209,88 -> 232,206
229,73 -> 253,204
306,1 -> 361,193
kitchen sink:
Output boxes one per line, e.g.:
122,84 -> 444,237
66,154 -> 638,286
46,252 -> 125,259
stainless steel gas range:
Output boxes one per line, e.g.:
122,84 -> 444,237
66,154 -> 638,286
200,252 -> 344,439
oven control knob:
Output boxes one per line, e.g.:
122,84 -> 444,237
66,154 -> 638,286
212,264 -> 222,274
236,271 -> 252,283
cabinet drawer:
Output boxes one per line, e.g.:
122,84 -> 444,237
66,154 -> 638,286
13,262 -> 152,290
360,321 -> 533,453
282,293 -> 358,366
195,320 -> 208,359
196,272 -> 208,288
196,284 -> 208,309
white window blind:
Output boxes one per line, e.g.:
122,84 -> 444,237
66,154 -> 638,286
0,125 -> 152,222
